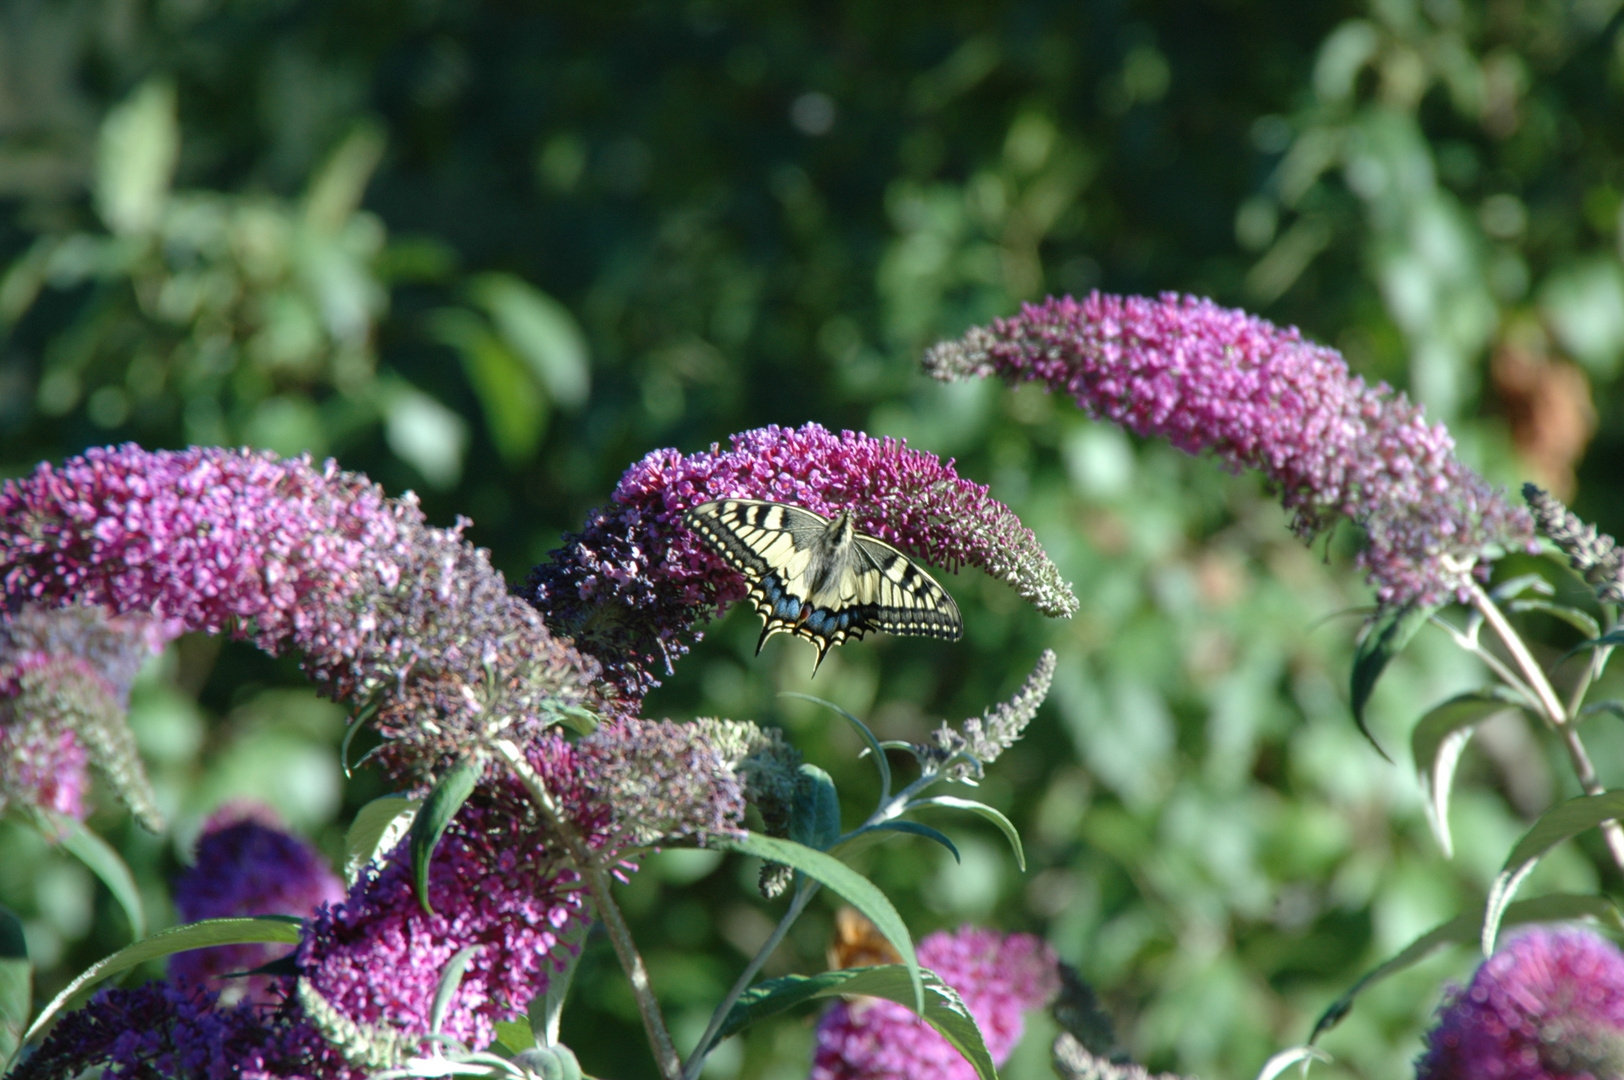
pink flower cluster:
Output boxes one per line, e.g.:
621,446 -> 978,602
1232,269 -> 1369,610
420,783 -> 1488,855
810,926 -> 1060,1079
0,445 -> 599,785
530,422 -> 1075,697
926,292 -> 1537,608
1417,927 -> 1624,1080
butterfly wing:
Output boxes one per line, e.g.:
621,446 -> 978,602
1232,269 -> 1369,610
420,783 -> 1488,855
682,498 -> 961,671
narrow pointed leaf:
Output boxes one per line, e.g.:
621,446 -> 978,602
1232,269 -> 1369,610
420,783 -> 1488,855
709,832 -> 920,1011
1506,598 -> 1599,639
412,756 -> 482,915
49,815 -> 145,941
715,967 -> 995,1080
430,946 -> 481,1035
836,820 -> 961,863
1410,689 -> 1525,857
1483,790 -> 1624,954
344,795 -> 420,885
913,795 -> 1027,872
1256,1047 -> 1331,1080
1350,602 -> 1437,761
24,916 -> 303,1044
781,693 -> 892,801
1310,893 -> 1624,1042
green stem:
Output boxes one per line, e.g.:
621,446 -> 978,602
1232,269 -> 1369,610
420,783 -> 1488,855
683,882 -> 818,1080
494,740 -> 682,1080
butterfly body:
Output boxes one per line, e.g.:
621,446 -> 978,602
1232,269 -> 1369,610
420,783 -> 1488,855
682,499 -> 963,672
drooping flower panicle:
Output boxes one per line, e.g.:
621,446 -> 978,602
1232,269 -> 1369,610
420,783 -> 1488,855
1417,927 -> 1624,1080
529,422 -> 1076,697
925,292 -> 1537,608
811,926 -> 1060,1080
1523,483 -> 1624,605
0,603 -> 166,826
0,445 -> 599,785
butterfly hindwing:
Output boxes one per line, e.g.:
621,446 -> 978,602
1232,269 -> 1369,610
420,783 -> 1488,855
682,498 -> 963,672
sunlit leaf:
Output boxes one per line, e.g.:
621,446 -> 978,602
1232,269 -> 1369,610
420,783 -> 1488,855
95,79 -> 178,236
709,832 -> 920,1011
344,795 -> 419,885
470,274 -> 591,407
429,946 -> 480,1035
1410,688 -> 1525,857
1483,791 -> 1624,954
714,967 -> 995,1080
1311,894 -> 1624,1041
24,917 -> 303,1045
50,814 -> 146,941
912,795 -> 1026,872
1256,1046 -> 1331,1080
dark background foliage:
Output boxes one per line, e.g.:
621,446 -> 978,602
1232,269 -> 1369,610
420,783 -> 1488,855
4,2 -> 1624,1077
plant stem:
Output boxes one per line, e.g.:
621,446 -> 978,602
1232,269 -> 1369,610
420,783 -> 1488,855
494,740 -> 682,1080
1469,587 -> 1624,875
683,881 -> 818,1080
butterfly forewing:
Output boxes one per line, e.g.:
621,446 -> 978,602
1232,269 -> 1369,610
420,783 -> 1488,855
682,498 -> 963,671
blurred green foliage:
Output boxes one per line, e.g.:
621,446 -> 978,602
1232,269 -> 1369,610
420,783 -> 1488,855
4,2 -> 1624,1078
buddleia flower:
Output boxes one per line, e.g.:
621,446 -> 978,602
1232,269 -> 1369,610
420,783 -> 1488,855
810,926 -> 1060,1080
1416,927 -> 1624,1080
0,445 -> 599,786
529,422 -> 1077,698
168,803 -> 346,1006
925,292 -> 1537,610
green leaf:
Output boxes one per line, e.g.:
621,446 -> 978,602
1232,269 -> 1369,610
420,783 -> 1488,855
51,814 -> 146,940
493,1019 -> 537,1056
1256,1047 -> 1331,1080
709,832 -> 921,1011
836,820 -> 961,863
1483,790 -> 1624,954
542,701 -> 600,737
0,905 -> 29,1071
1581,700 -> 1624,723
1350,601 -> 1436,761
791,764 -> 842,852
470,274 -> 591,408
1410,689 -> 1526,857
430,946 -> 481,1035
412,757 -> 482,915
1311,894 -> 1624,1042
532,918 -> 588,1046
780,693 -> 892,801
24,917 -> 303,1044
95,79 -> 178,236
912,795 -> 1027,872
344,795 -> 419,886
1506,597 -> 1600,639
715,967 -> 995,1080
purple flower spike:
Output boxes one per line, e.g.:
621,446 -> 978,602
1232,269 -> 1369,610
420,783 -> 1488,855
530,422 -> 1076,698
0,445 -> 599,785
169,803 -> 346,1006
0,604 -> 168,827
1417,927 -> 1624,1080
811,926 -> 1060,1080
926,293 -> 1537,609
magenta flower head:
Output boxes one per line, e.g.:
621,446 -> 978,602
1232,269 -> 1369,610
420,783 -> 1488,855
925,293 -> 1538,609
1417,927 -> 1624,1080
0,445 -> 599,785
0,603 -> 167,827
529,422 -> 1076,698
810,926 -> 1060,1080
169,803 -> 346,1006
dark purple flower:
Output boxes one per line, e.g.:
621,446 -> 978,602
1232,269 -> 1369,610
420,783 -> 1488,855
0,603 -> 167,827
529,422 -> 1076,698
0,445 -> 600,785
9,979 -> 344,1080
810,926 -> 1060,1080
925,293 -> 1538,609
169,803 -> 346,1006
1417,927 -> 1624,1080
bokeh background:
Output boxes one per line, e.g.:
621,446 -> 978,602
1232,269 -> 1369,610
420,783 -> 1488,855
4,2 -> 1624,1078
